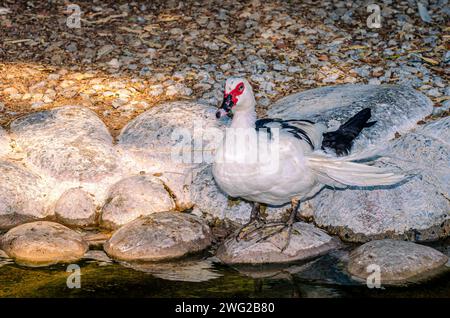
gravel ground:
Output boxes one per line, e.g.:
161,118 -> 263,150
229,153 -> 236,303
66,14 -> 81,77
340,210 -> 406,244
0,0 -> 448,134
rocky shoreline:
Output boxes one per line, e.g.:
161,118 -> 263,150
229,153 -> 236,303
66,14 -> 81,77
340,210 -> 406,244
0,83 -> 449,286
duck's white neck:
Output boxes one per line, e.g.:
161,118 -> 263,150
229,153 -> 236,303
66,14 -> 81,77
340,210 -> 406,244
230,107 -> 257,129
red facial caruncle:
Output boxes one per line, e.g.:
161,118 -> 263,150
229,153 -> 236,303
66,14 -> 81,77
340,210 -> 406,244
224,81 -> 245,104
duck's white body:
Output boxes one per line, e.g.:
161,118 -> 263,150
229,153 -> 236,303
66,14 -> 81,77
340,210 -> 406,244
212,78 -> 404,207
213,117 -> 327,205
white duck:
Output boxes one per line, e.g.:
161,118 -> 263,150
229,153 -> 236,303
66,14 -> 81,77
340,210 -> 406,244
212,77 -> 405,249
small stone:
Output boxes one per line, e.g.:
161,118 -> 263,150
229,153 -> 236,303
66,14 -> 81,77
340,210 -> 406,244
107,58 -> 121,69
65,42 -> 78,52
217,222 -> 340,264
287,66 -> 301,73
55,188 -> 97,228
0,221 -> 88,267
166,83 -> 193,96
104,212 -> 213,261
47,73 -> 61,81
97,44 -> 115,59
112,98 -> 128,109
427,88 -> 442,97
348,240 -> 448,285
273,63 -> 287,71
149,84 -> 164,96
83,250 -> 112,263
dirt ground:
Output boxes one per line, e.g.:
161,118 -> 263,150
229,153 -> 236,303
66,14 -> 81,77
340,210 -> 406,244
0,0 -> 448,135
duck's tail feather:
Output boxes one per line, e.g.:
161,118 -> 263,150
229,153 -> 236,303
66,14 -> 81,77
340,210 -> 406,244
321,108 -> 376,156
307,154 -> 406,188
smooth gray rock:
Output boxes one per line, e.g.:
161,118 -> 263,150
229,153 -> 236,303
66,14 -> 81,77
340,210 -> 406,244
118,101 -> 225,210
267,84 -> 433,153
10,106 -> 119,182
348,240 -> 448,285
55,188 -> 97,228
104,211 -> 212,261
190,165 -> 253,224
217,222 -> 340,264
306,117 -> 450,242
0,160 -> 48,230
100,175 -> 175,230
0,221 -> 88,267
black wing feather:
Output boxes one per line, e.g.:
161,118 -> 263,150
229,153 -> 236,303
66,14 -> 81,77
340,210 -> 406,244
255,118 -> 314,149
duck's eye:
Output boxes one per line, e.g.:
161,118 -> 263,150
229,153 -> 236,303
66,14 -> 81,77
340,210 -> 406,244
238,84 -> 244,91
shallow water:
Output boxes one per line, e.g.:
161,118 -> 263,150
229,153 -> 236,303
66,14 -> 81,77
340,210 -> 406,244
1,248 -> 449,298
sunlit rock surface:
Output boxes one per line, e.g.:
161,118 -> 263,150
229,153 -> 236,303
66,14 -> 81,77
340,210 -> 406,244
55,188 -> 97,228
217,222 -> 340,264
306,117 -> 450,242
100,175 -> 176,230
104,211 -> 213,261
0,221 -> 88,267
118,101 -> 225,210
347,239 -> 449,285
10,106 -> 119,182
268,84 -> 433,153
0,160 -> 48,230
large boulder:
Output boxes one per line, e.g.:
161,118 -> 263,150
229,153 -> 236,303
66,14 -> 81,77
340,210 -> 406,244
267,84 -> 433,153
347,239 -> 449,285
306,117 -> 450,242
54,188 -> 97,228
118,101 -> 225,210
217,222 -> 340,264
0,221 -> 88,267
0,160 -> 49,230
104,211 -> 213,261
100,175 -> 175,230
9,106 -> 119,182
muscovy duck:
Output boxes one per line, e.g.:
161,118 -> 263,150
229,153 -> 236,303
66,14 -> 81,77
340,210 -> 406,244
212,78 -> 404,250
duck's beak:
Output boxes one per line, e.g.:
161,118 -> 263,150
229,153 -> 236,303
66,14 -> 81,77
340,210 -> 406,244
216,94 -> 234,119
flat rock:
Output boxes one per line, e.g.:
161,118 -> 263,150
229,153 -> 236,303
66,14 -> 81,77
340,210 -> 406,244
10,105 -> 119,182
0,221 -> 88,266
118,101 -> 225,210
100,175 -> 175,230
216,222 -> 340,264
104,211 -> 212,262
347,239 -> 449,285
55,188 -> 97,228
306,117 -> 450,242
0,160 -> 48,230
267,84 -> 433,153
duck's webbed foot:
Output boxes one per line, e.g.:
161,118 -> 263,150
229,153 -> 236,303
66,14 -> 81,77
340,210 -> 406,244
255,199 -> 300,252
235,203 -> 265,241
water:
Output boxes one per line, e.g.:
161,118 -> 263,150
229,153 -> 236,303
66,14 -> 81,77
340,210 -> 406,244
1,249 -> 449,298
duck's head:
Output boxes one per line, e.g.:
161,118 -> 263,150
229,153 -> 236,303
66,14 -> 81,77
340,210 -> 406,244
216,77 -> 255,119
